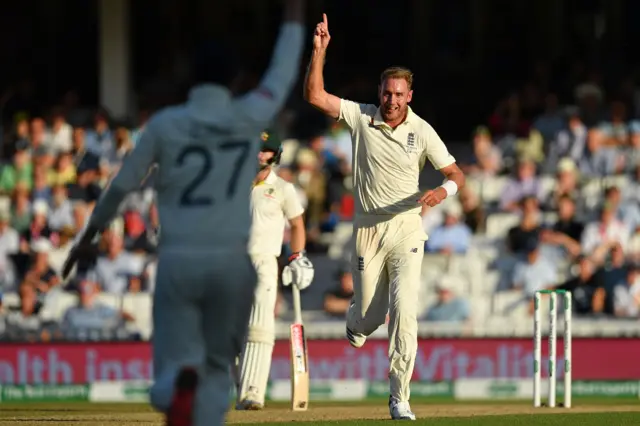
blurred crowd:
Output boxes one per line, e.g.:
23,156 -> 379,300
320,70 -> 640,325
1,67 -> 640,342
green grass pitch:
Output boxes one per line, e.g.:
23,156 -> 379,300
0,398 -> 639,425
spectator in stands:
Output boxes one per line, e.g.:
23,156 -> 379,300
0,211 -> 19,290
0,210 -> 20,257
71,202 -> 88,235
458,186 -> 485,234
602,186 -> 640,234
628,227 -> 640,264
71,127 -> 101,170
48,184 -> 74,231
66,166 -> 102,206
463,126 -> 502,177
4,284 -> 43,339
0,143 -> 32,194
323,266 -> 354,318
553,255 -> 605,316
30,118 -> 55,170
542,158 -> 582,215
10,184 -> 31,234
499,157 -> 542,212
20,200 -> 53,251
601,244 -> 629,313
581,203 -> 630,257
104,126 -> 133,170
20,238 -> 59,296
532,93 -> 565,143
48,107 -> 73,154
48,151 -> 77,186
296,148 -> 326,232
578,129 -> 620,178
507,196 -> 541,255
48,226 -> 75,278
92,233 -> 145,294
423,276 -> 470,323
62,279 -> 133,334
599,101 -> 629,147
31,166 -> 51,203
624,121 -> 640,174
512,237 -> 558,299
540,195 -> 583,259
553,110 -> 587,167
85,110 -> 113,156
426,203 -> 472,254
613,264 -> 640,318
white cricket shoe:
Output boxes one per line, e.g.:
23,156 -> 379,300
346,327 -> 366,348
389,396 -> 416,421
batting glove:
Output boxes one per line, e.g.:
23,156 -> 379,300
282,251 -> 314,291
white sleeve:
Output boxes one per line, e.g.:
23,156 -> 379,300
236,23 -> 304,125
338,99 -> 366,130
423,123 -> 456,170
88,125 -> 159,230
283,183 -> 305,220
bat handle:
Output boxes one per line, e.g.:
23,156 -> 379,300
292,285 -> 303,324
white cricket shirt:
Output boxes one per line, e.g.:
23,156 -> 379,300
248,170 -> 304,256
339,99 -> 456,217
86,23 -> 305,253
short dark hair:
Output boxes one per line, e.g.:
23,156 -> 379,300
191,41 -> 240,87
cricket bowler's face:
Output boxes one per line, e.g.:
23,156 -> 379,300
379,78 -> 413,123
258,150 -> 275,170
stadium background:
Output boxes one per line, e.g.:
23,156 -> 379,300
0,0 -> 639,402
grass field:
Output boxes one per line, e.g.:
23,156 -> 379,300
0,399 -> 639,425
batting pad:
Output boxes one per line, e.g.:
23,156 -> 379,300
237,280 -> 276,405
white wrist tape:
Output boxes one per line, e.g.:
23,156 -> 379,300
440,180 -> 458,197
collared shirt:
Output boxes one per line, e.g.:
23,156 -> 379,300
513,256 -> 558,297
248,170 -> 304,256
85,23 -> 305,253
339,100 -> 455,217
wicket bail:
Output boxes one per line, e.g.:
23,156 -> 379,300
533,289 -> 572,408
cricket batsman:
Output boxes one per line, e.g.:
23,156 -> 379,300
235,130 -> 313,410
61,1 -> 306,425
303,14 -> 465,420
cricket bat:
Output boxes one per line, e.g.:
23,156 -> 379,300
289,285 -> 309,411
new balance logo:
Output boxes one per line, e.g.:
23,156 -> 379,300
358,256 -> 365,271
410,248 -> 418,253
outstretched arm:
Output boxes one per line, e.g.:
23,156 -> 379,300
303,13 -> 341,119
239,0 -> 306,124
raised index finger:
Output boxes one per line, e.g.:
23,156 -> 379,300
323,13 -> 328,28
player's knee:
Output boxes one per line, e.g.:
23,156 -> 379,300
247,326 -> 275,345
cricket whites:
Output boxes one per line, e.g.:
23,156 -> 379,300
289,285 -> 309,411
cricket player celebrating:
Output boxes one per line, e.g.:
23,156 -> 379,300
61,1 -> 306,425
303,14 -> 465,421
235,130 -> 313,410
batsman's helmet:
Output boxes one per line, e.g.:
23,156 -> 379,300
260,130 -> 283,165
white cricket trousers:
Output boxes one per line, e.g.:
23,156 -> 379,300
236,254 -> 279,404
149,249 -> 256,426
346,214 -> 427,402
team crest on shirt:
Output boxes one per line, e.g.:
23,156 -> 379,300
264,188 -> 276,199
406,132 -> 417,154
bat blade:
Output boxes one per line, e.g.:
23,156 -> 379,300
289,322 -> 309,411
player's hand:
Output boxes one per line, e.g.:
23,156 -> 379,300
282,252 -> 314,290
313,13 -> 331,50
418,187 -> 447,207
61,226 -> 99,280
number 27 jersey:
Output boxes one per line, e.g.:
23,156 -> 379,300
143,93 -> 265,253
